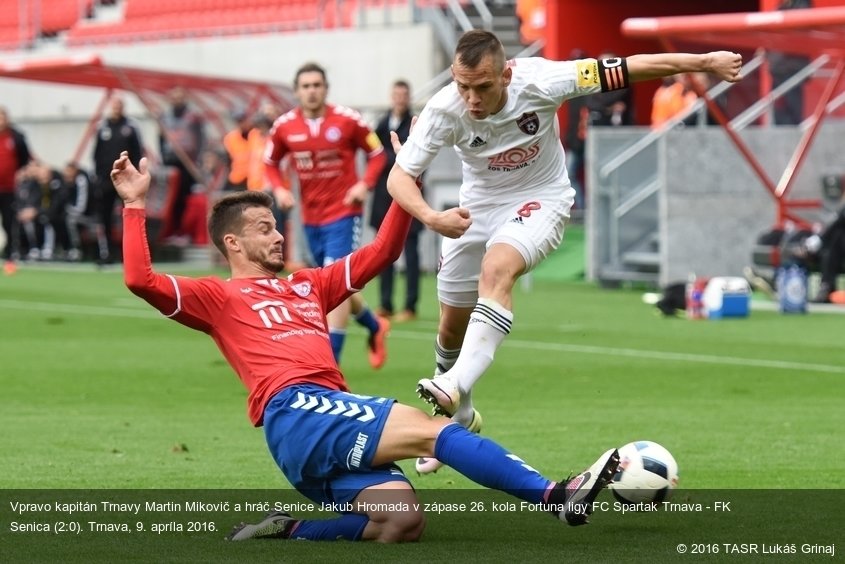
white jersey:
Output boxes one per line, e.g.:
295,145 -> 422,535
396,57 -> 606,207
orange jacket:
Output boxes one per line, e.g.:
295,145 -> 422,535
223,128 -> 251,185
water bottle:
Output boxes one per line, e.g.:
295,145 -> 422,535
777,264 -> 808,314
686,274 -> 705,320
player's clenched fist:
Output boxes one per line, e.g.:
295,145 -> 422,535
428,207 -> 472,239
707,51 -> 743,83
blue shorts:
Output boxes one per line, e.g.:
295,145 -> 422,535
263,384 -> 409,505
303,215 -> 362,266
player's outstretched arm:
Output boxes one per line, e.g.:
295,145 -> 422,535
627,52 -> 742,83
114,151 -> 191,319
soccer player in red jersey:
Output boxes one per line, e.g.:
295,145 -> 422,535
265,62 -> 389,369
113,144 -> 621,542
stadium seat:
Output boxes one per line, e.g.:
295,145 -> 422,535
68,0 -> 334,45
71,0 -> 354,45
0,25 -> 35,51
0,6 -> 21,28
40,0 -> 92,34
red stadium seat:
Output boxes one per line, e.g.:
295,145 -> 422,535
40,0 -> 89,34
67,0 -> 332,45
0,25 -> 35,50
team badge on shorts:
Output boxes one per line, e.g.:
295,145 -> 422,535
516,112 -> 539,135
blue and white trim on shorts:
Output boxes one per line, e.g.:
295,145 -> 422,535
262,384 -> 409,505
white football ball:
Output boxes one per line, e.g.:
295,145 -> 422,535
609,440 -> 679,505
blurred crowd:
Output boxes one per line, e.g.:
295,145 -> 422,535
0,93 -> 285,273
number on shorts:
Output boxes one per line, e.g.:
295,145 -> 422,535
517,201 -> 542,218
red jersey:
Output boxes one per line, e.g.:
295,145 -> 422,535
264,105 -> 386,226
122,203 -> 410,426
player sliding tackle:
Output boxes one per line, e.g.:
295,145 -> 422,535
387,30 -> 743,474
111,117 -> 621,543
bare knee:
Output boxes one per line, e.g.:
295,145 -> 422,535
357,482 -> 427,542
478,245 -> 525,303
372,510 -> 426,543
478,257 -> 520,295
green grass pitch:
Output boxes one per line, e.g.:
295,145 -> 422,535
1,266 -> 842,562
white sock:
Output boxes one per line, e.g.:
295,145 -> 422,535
449,297 -> 513,398
434,335 -> 461,376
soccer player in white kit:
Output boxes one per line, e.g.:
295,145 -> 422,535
387,30 -> 743,473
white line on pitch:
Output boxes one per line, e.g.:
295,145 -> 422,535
0,299 -> 157,319
389,329 -> 845,375
2,299 -> 842,375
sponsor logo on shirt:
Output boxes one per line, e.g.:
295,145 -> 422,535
292,151 -> 314,170
287,133 -> 308,142
576,60 -> 600,88
469,136 -> 487,148
487,142 -> 540,172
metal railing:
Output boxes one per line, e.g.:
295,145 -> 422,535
598,52 -> 766,182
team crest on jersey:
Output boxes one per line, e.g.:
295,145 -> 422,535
291,282 -> 312,297
325,126 -> 342,143
516,112 -> 539,135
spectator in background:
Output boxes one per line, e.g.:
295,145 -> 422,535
265,62 -> 390,368
769,0 -> 813,125
247,114 -> 273,193
0,107 -> 32,275
651,76 -> 685,128
807,192 -> 845,303
16,161 -> 63,261
14,162 -> 43,260
61,162 -> 96,262
371,80 -> 423,323
92,96 -> 142,263
247,112 -> 293,267
159,86 -> 205,242
516,0 -> 545,48
222,109 -> 252,192
200,145 -> 228,197
564,49 -> 590,211
178,145 -> 227,246
587,52 -> 635,127
42,161 -> 74,261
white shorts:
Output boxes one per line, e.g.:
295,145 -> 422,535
437,188 -> 575,307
